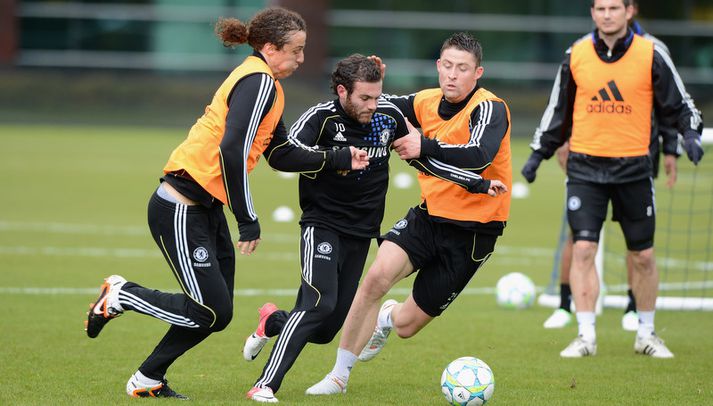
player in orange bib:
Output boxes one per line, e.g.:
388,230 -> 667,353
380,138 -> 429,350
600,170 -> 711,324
541,0 -> 703,333
522,0 -> 704,359
83,7 -> 368,400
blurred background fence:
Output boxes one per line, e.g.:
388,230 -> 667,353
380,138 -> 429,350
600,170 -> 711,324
1,0 -> 712,132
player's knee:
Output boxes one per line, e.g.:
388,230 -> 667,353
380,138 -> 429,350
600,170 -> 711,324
629,247 -> 655,272
392,308 -> 427,339
572,238 -> 598,262
361,270 -> 391,299
395,327 -> 416,339
309,327 -> 339,344
189,299 -> 233,332
210,306 -> 233,332
394,322 -> 418,339
186,303 -> 213,329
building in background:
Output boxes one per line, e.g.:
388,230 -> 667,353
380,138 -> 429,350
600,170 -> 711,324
7,1 -> 713,83
1,0 -> 712,127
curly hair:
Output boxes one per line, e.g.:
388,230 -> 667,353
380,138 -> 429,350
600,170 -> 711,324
214,7 -> 306,50
440,32 -> 483,66
330,54 -> 382,95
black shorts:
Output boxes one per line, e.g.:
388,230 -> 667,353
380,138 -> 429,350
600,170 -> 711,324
382,205 -> 497,317
566,177 -> 655,251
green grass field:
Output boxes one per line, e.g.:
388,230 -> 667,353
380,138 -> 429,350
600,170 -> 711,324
1,124 -> 712,405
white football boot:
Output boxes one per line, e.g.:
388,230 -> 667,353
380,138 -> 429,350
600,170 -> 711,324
305,373 -> 347,396
246,386 -> 278,403
126,372 -> 188,399
243,303 -> 278,361
560,336 -> 597,358
85,275 -> 126,338
634,333 -> 674,358
358,299 -> 398,361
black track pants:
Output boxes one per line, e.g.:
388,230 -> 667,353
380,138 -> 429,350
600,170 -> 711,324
120,191 -> 235,379
254,226 -> 370,392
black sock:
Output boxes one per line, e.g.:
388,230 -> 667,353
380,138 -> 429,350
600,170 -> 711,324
265,310 -> 289,337
560,283 -> 572,312
625,289 -> 637,313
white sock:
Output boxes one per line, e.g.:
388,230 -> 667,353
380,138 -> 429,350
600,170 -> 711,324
576,311 -> 596,342
133,370 -> 161,387
637,310 -> 655,339
332,348 -> 357,382
108,288 -> 124,313
377,303 -> 395,329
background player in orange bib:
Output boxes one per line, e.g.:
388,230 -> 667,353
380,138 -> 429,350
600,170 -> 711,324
522,0 -> 704,359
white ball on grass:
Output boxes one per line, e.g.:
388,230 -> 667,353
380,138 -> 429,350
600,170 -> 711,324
393,172 -> 413,189
510,182 -> 530,199
272,206 -> 295,222
495,272 -> 536,309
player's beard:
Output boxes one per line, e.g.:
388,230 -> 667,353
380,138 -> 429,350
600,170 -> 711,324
344,98 -> 374,124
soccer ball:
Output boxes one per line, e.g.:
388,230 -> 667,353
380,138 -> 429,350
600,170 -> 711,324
441,356 -> 495,406
496,272 -> 536,309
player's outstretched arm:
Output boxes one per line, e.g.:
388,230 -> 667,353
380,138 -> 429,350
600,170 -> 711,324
406,157 -> 502,195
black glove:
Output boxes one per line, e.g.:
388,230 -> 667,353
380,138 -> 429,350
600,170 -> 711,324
238,219 -> 261,242
683,130 -> 704,165
521,152 -> 545,183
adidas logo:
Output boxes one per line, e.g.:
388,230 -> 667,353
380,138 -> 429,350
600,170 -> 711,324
587,80 -> 631,114
333,131 -> 347,142
591,80 -> 624,102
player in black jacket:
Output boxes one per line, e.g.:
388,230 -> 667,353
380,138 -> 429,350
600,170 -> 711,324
244,54 -> 496,403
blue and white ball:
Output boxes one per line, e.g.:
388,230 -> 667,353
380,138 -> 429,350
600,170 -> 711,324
496,272 -> 536,309
441,356 -> 495,406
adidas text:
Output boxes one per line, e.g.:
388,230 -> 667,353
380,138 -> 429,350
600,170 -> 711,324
586,102 -> 632,114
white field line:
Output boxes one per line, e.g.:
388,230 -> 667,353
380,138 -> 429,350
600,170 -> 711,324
606,280 -> 713,292
0,220 -> 298,243
0,242 -> 709,271
0,220 -> 146,236
0,243 -> 551,258
1,220 -> 710,270
1,222 -> 709,296
3,281 -> 712,297
0,245 -> 299,261
0,244 -> 554,272
0,220 -> 554,261
0,221 -> 597,257
0,286 -> 495,297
